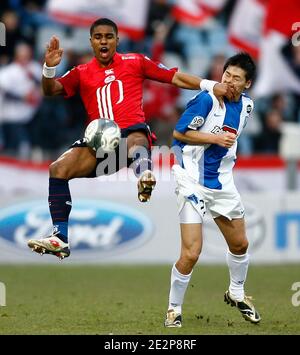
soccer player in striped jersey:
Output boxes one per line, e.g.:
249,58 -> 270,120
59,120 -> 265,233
27,18 -> 233,260
165,53 -> 261,327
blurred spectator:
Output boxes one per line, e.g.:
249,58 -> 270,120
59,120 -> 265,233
271,93 -> 295,122
0,10 -> 27,65
206,53 -> 226,81
288,45 -> 300,122
20,0 -> 54,46
0,42 -> 42,159
0,0 -> 298,159
144,0 -> 172,56
29,50 -> 89,160
291,42 -> 300,73
143,20 -> 180,145
146,0 -> 172,38
256,109 -> 283,153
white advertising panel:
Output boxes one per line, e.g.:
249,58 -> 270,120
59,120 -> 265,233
0,161 -> 299,264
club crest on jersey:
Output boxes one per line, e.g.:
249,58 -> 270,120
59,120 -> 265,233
188,116 -> 205,130
104,75 -> 116,84
105,69 -> 114,75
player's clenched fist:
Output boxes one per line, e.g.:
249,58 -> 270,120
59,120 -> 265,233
45,36 -> 63,67
215,132 -> 236,148
213,83 -> 235,107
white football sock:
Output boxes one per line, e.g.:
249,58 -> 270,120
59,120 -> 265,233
226,249 -> 249,302
168,263 -> 193,314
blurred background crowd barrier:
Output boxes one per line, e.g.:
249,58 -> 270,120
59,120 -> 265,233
0,0 -> 299,181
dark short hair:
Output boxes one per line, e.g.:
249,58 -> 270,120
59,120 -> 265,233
223,52 -> 256,81
90,18 -> 118,37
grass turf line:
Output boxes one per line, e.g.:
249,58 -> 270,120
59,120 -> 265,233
0,264 -> 299,335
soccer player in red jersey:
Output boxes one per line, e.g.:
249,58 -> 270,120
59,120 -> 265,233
28,18 -> 233,259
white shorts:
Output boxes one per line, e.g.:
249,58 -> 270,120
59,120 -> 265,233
172,165 -> 245,224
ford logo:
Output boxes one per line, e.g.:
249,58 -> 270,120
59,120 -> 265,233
0,200 -> 154,257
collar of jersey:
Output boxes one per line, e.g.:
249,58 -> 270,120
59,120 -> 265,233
92,53 -> 122,71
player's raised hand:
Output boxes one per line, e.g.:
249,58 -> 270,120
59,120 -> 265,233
45,36 -> 63,67
215,132 -> 236,148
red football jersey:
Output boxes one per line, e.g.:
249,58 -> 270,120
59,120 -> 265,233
57,53 -> 177,128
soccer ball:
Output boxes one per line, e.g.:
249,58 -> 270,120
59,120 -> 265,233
84,118 -> 121,152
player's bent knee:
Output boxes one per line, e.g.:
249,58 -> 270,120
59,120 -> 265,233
230,240 -> 249,255
49,160 -> 71,180
182,250 -> 200,266
127,132 -> 149,151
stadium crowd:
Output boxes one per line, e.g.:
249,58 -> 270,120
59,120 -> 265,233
0,0 -> 299,160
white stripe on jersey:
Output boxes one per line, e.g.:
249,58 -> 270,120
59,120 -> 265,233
116,80 -> 124,104
106,82 -> 114,120
96,87 -> 104,118
101,85 -> 109,118
96,80 -> 124,120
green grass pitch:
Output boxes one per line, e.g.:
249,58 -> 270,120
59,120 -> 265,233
0,264 -> 299,335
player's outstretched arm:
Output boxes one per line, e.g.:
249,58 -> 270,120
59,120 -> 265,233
171,72 -> 234,105
42,36 -> 64,96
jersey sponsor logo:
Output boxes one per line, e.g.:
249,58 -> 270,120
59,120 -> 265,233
222,125 -> 237,135
96,80 -> 124,120
211,125 -> 237,135
211,125 -> 222,134
104,75 -> 116,84
188,116 -> 205,130
0,200 -> 153,260
122,55 -> 136,60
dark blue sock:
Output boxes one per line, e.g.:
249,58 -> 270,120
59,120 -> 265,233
130,147 -> 153,177
48,178 -> 72,243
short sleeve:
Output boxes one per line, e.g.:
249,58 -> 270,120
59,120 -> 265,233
56,67 -> 80,98
175,92 -> 213,133
141,55 -> 178,83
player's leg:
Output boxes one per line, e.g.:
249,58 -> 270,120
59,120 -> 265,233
214,216 -> 260,323
49,146 -> 97,179
214,216 -> 249,300
127,130 -> 156,202
28,146 -> 97,259
165,201 -> 203,328
48,145 -> 97,238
